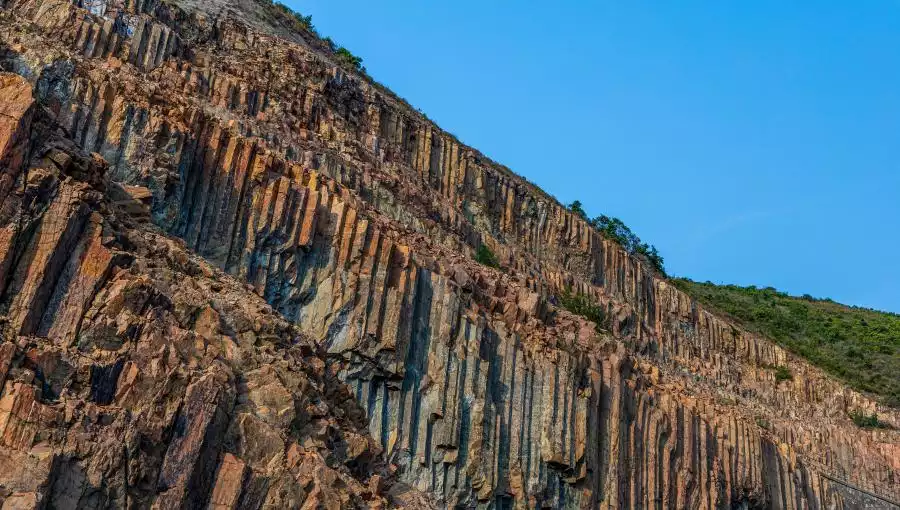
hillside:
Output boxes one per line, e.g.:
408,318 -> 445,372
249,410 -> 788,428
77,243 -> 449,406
0,0 -> 898,508
674,280 -> 900,408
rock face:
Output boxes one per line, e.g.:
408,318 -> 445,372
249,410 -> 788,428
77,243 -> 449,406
0,1 -> 897,509
0,72 -> 414,509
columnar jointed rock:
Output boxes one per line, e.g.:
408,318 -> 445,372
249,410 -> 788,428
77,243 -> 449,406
0,73 -> 424,508
0,0 -> 898,509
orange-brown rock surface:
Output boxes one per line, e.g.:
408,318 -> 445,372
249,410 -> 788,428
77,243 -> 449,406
0,71 -> 425,509
0,0 -> 897,508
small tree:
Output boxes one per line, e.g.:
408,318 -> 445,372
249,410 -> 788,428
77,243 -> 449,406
592,215 -> 665,275
567,200 -> 666,274
295,13 -> 313,29
569,200 -> 587,220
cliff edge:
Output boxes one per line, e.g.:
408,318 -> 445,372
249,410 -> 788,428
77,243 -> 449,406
0,0 -> 897,508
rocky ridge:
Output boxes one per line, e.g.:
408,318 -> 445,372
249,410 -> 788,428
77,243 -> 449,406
0,70 -> 438,508
0,0 -> 897,508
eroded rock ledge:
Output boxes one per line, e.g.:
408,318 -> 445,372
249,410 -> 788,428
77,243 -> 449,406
0,0 -> 897,508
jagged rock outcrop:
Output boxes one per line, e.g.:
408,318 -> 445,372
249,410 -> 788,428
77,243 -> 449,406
0,72 -> 435,509
0,0 -> 897,508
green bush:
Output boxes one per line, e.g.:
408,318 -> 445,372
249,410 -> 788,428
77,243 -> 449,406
568,200 -> 587,220
774,366 -> 793,383
672,279 -> 900,406
558,288 -> 605,333
334,47 -> 364,72
475,244 -> 500,269
565,202 -> 666,275
263,3 -> 367,75
271,2 -> 317,34
593,215 -> 665,275
848,410 -> 890,429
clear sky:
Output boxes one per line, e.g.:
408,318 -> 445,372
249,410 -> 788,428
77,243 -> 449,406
290,1 -> 900,313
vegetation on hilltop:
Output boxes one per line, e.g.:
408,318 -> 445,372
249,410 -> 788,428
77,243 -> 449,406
569,201 -> 666,275
673,279 -> 900,407
272,1 -> 314,32
258,2 -> 613,224
267,2 -> 366,73
324,37 -> 366,72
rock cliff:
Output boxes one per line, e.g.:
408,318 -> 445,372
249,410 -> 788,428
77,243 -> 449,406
0,0 -> 897,508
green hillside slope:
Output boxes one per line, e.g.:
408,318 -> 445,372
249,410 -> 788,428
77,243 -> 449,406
673,279 -> 900,407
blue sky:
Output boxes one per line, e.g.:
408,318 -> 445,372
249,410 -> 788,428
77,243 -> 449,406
291,1 -> 900,313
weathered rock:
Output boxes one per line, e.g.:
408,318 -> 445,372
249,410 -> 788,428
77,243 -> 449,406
208,453 -> 247,509
0,0 -> 897,508
0,72 -> 414,509
0,74 -> 33,195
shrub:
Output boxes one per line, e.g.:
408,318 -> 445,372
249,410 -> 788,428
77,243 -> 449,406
334,47 -> 364,72
592,214 -> 665,275
755,416 -> 771,430
565,200 -> 667,275
263,3 -> 367,76
271,2 -> 317,34
774,366 -> 793,383
475,244 -> 500,269
636,242 -> 665,275
848,410 -> 890,429
293,12 -> 314,30
558,288 -> 605,332
568,200 -> 587,220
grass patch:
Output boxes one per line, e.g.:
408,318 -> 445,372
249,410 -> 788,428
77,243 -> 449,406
673,279 -> 900,406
